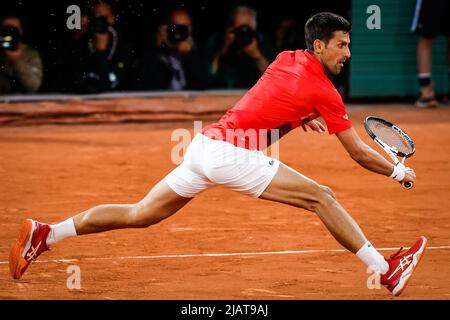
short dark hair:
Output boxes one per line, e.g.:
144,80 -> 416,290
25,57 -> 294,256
304,12 -> 351,51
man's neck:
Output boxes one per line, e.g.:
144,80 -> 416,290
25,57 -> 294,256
307,49 -> 330,77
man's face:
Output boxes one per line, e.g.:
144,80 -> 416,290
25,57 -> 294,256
316,31 -> 351,75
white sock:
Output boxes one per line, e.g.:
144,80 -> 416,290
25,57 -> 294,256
356,241 -> 389,274
46,218 -> 77,247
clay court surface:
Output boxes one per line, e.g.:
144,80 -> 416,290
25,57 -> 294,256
0,101 -> 450,300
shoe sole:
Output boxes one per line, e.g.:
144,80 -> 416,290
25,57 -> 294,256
392,236 -> 427,296
9,219 -> 34,280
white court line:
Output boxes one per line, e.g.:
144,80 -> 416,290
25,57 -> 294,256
1,245 -> 450,265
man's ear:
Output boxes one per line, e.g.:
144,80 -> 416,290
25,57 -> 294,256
313,39 -> 324,54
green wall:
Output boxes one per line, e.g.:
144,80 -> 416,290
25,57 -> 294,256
350,0 -> 448,98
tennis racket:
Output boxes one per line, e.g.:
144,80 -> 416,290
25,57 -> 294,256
364,116 -> 416,189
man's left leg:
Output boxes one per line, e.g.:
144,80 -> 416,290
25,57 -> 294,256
9,179 -> 192,279
10,132 -> 214,279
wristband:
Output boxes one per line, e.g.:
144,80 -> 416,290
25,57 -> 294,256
389,165 -> 405,182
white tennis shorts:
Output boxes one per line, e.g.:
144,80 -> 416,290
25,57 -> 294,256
165,133 -> 280,198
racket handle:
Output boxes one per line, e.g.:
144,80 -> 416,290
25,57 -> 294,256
402,181 -> 414,189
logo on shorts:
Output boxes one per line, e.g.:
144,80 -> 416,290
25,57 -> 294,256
269,159 -> 274,166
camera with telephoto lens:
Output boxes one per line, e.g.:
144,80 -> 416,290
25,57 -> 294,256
167,24 -> 189,44
89,15 -> 109,34
232,25 -> 257,50
0,25 -> 21,51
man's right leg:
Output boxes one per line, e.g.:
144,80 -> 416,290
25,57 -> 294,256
10,179 -> 192,279
259,162 -> 427,296
260,163 -> 369,255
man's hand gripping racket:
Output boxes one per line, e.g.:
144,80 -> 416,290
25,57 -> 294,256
364,116 -> 416,189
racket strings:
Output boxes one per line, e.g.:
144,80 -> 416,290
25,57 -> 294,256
367,121 -> 413,154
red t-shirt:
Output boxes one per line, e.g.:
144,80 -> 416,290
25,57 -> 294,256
201,50 -> 352,150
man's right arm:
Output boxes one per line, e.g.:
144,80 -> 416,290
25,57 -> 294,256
335,127 -> 416,184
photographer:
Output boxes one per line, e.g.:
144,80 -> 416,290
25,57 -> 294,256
207,6 -> 272,89
273,17 -> 303,53
60,2 -> 130,93
0,15 -> 43,93
133,8 -> 207,90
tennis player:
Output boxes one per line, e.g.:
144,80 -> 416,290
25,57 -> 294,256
10,12 -> 426,296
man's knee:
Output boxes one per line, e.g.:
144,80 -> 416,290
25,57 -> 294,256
320,185 -> 336,199
306,184 -> 336,212
128,202 -> 162,228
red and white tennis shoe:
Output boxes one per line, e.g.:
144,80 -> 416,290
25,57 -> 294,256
9,219 -> 51,279
381,236 -> 427,296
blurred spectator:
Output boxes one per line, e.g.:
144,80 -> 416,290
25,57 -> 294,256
0,15 -> 43,93
132,8 -> 208,90
411,0 -> 450,108
206,5 -> 273,89
273,17 -> 303,52
58,2 -> 131,93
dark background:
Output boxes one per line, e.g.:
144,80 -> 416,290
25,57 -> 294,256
3,0 -> 351,92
